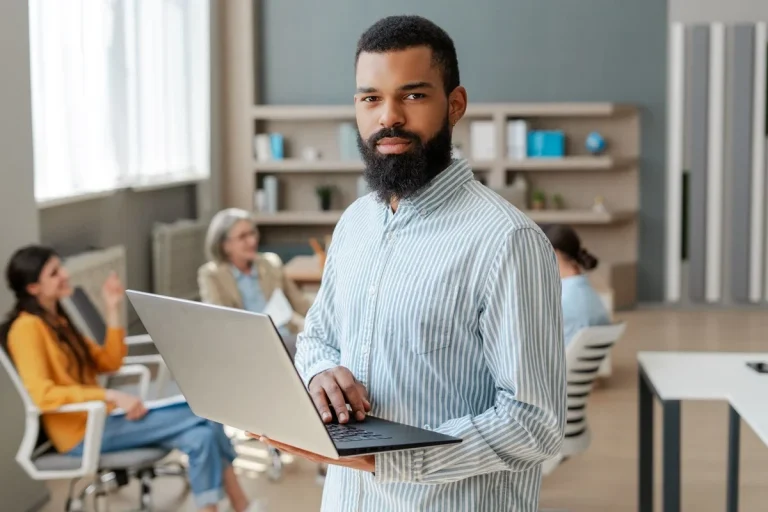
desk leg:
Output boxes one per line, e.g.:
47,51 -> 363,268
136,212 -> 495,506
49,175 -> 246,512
639,370 -> 654,512
727,405 -> 741,512
663,400 -> 681,512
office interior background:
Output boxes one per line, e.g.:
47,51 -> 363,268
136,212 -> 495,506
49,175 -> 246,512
2,0 -> 768,510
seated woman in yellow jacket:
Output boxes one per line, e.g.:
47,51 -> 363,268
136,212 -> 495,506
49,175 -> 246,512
1,245 -> 262,512
198,208 -> 310,355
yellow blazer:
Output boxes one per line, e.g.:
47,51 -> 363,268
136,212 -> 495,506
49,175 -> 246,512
197,253 -> 310,333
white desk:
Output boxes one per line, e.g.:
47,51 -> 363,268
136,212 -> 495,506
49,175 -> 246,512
637,352 -> 768,512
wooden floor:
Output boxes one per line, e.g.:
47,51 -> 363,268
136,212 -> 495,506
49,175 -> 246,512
43,309 -> 768,511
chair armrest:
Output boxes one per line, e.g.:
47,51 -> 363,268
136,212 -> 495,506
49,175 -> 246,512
107,364 -> 151,400
125,333 -> 153,345
121,354 -> 171,400
48,401 -> 107,476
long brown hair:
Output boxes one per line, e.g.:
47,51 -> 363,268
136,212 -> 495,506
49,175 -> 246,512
542,224 -> 599,271
0,245 -> 97,382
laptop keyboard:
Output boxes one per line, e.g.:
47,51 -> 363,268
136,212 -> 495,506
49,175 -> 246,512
326,423 -> 391,443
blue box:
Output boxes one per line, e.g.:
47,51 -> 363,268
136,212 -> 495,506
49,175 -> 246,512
527,130 -> 565,158
270,133 -> 284,160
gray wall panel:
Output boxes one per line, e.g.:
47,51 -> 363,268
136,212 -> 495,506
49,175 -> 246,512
688,26 -> 710,302
730,25 -> 755,302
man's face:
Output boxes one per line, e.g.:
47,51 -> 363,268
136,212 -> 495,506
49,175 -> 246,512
354,46 -> 466,203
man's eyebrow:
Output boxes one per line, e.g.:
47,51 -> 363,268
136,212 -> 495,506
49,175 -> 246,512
399,81 -> 434,91
356,86 -> 378,94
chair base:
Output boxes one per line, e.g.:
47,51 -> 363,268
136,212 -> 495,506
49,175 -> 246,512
66,463 -> 187,512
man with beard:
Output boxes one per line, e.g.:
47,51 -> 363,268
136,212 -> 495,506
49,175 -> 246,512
260,15 -> 565,512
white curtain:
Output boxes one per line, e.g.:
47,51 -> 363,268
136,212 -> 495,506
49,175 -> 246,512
29,0 -> 210,203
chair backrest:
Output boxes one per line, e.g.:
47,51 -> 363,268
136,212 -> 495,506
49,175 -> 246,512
564,322 -> 626,441
0,346 -> 50,457
61,286 -> 107,345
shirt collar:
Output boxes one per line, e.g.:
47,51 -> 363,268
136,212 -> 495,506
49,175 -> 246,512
400,158 -> 474,217
229,264 -> 253,280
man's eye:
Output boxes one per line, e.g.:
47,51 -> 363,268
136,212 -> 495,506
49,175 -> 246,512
406,93 -> 425,100
362,96 -> 379,102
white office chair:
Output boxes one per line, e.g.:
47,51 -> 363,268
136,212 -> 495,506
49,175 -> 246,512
542,322 -> 627,476
0,346 -> 186,511
61,287 -> 171,399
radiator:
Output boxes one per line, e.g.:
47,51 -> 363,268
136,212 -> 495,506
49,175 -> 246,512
152,219 -> 208,300
63,245 -> 128,327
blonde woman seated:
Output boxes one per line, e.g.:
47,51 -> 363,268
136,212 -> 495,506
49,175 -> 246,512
198,208 -> 310,355
542,224 -> 611,347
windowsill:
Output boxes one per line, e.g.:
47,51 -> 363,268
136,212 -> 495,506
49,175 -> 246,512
37,189 -> 117,210
130,173 -> 207,192
36,174 -> 208,209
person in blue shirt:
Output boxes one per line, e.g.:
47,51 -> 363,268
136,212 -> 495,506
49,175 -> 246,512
542,224 -> 611,347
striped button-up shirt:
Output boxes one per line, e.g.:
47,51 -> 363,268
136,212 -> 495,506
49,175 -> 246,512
296,158 -> 566,512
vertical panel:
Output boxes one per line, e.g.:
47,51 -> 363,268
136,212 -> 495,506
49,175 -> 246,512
688,26 -> 710,302
731,25 -> 755,303
752,23 -> 767,302
666,23 -> 686,303
706,23 -> 725,302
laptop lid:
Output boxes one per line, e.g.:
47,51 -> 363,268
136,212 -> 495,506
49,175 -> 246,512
125,290 -> 340,460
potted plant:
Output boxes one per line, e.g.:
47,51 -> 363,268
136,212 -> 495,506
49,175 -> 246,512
552,193 -> 565,210
531,189 -> 546,210
316,185 -> 334,211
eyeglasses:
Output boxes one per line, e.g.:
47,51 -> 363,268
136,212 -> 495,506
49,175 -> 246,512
228,229 -> 258,242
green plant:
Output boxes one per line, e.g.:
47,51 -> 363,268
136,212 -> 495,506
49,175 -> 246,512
316,185 -> 334,210
532,189 -> 546,202
552,193 -> 564,209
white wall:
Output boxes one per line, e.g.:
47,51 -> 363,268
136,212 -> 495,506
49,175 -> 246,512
670,0 -> 768,23
0,1 -> 49,510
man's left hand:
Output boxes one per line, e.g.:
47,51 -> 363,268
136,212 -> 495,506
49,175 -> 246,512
250,433 -> 375,473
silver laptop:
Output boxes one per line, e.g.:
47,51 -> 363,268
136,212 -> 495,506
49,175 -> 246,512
125,290 -> 461,459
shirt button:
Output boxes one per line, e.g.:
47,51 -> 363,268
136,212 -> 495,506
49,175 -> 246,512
386,232 -> 394,241
424,424 -> 431,430
369,286 -> 376,296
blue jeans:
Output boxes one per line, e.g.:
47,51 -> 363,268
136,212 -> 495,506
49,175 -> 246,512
68,403 -> 237,509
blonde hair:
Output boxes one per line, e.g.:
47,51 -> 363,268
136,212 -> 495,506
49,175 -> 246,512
204,208 -> 255,263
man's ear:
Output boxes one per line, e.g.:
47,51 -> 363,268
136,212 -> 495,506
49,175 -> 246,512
448,86 -> 468,126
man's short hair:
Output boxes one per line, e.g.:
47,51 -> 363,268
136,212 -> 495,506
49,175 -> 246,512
355,15 -> 460,95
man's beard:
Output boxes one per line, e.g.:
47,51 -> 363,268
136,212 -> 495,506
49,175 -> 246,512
357,115 -> 453,204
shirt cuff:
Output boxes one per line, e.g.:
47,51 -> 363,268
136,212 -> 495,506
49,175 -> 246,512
302,360 -> 338,388
373,448 -> 425,483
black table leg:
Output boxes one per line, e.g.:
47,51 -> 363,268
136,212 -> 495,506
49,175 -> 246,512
639,370 -> 654,512
663,400 -> 681,512
727,405 -> 741,512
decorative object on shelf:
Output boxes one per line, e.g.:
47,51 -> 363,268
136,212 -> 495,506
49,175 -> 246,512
585,131 -> 606,155
262,176 -> 279,213
592,195 -> 607,213
308,237 -> 327,269
552,193 -> 565,210
506,119 -> 528,160
494,172 -> 528,209
254,134 -> 272,161
527,130 -> 565,158
531,189 -> 546,210
315,185 -> 334,211
338,122 -> 359,160
451,142 -> 464,159
253,189 -> 266,212
302,147 -> 321,161
270,133 -> 284,159
470,120 -> 495,160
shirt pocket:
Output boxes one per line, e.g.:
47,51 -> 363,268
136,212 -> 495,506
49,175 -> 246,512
412,278 -> 462,354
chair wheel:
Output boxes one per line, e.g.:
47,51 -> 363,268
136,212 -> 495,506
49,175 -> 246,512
66,498 -> 85,512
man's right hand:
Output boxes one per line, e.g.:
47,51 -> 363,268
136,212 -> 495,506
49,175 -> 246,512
309,366 -> 371,424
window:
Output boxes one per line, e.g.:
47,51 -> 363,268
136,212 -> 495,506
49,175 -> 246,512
29,0 -> 210,204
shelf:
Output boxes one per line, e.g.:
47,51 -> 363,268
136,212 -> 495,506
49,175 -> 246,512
251,103 -> 636,121
504,156 -> 636,171
255,160 -> 364,173
254,159 -> 494,173
253,211 -> 343,225
525,209 -> 636,225
253,209 -> 636,227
